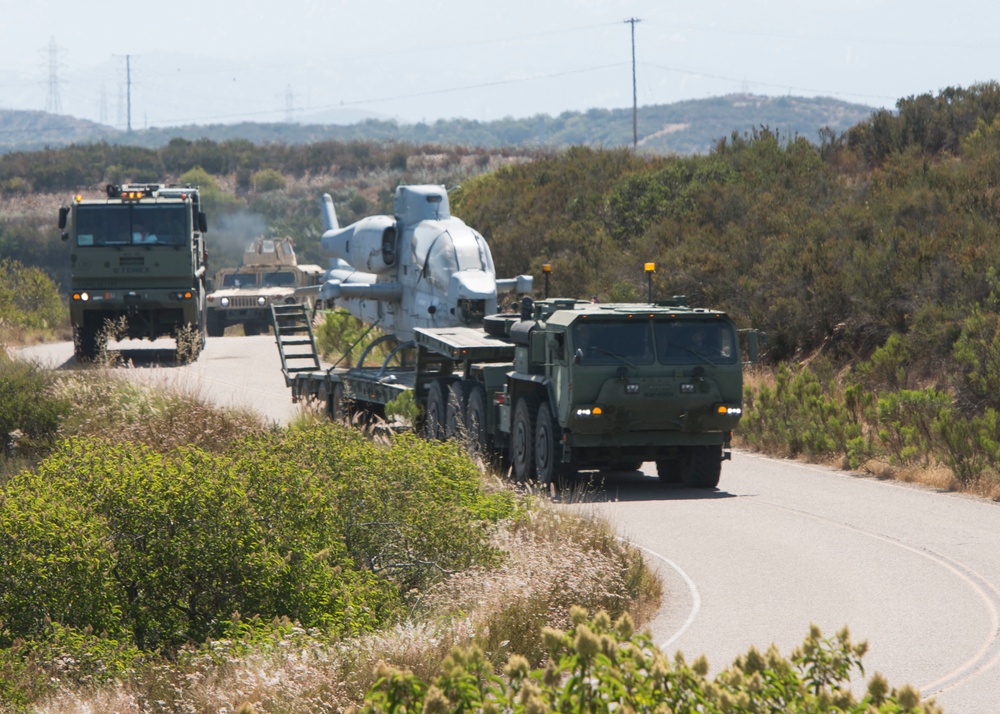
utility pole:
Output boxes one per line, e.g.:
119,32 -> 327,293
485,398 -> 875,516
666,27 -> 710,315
126,54 -> 132,133
624,17 -> 641,149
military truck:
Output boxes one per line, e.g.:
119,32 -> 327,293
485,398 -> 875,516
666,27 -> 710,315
206,236 -> 323,336
59,183 -> 209,361
274,293 -> 758,488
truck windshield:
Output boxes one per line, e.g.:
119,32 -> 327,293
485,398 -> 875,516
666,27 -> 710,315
572,321 -> 655,366
222,273 -> 258,287
654,320 -> 738,365
262,271 -> 296,286
75,204 -> 188,247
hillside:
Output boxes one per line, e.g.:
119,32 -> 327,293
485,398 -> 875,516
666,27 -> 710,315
0,94 -> 874,156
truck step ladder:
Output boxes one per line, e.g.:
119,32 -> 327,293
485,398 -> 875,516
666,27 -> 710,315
271,304 -> 321,383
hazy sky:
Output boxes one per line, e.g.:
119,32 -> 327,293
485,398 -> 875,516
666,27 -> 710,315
1,0 -> 996,128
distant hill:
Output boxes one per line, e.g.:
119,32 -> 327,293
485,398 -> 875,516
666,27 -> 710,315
0,94 -> 876,155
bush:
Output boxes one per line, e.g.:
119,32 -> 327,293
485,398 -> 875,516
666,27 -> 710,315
251,168 -> 287,192
0,354 -> 70,459
0,258 -> 64,333
0,423 -> 516,652
360,610 -> 939,714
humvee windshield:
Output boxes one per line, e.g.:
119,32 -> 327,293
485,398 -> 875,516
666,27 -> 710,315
222,273 -> 258,287
262,271 -> 296,287
75,204 -> 188,247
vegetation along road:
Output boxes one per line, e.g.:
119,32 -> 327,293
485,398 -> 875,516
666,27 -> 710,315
20,335 -> 1000,712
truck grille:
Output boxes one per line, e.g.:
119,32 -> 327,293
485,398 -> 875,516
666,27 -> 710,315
118,256 -> 145,267
229,296 -> 265,308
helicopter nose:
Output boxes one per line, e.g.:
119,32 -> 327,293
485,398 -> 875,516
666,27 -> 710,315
452,270 -> 496,300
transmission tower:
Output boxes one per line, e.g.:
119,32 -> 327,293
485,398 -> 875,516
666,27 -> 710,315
45,37 -> 63,114
285,85 -> 295,123
624,17 -> 642,149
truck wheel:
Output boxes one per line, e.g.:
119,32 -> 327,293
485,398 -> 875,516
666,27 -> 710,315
445,381 -> 468,439
465,383 -> 491,456
511,397 -> 536,482
534,402 -> 563,486
73,321 -> 100,362
683,445 -> 722,489
207,312 -> 225,337
655,458 -> 683,484
425,380 -> 447,440
244,322 -> 260,336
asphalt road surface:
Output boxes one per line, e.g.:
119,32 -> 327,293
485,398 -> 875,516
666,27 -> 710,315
17,335 -> 1000,712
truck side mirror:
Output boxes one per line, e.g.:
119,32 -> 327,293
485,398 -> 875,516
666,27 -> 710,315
740,329 -> 762,363
529,331 -> 546,364
58,206 -> 69,230
198,212 -> 208,233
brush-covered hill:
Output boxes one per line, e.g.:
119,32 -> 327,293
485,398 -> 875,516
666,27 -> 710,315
0,93 -> 874,156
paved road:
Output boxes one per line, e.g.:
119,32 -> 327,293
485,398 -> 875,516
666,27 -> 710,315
18,336 -> 1000,711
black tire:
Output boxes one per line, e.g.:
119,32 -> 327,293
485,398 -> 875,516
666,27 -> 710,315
243,322 -> 261,337
655,458 -> 683,484
511,397 -> 536,481
465,383 -> 491,457
682,445 -> 722,489
207,312 -> 225,337
328,382 -> 346,422
73,320 -> 100,362
534,402 -> 563,485
445,381 -> 468,439
424,379 -> 447,440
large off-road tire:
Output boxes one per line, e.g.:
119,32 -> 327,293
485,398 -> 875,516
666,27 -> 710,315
681,445 -> 722,489
207,312 -> 225,337
534,402 -> 564,486
243,322 -> 261,336
465,383 -> 491,457
445,381 -> 468,440
424,379 -> 448,440
511,396 -> 536,482
655,457 -> 684,484
73,320 -> 100,362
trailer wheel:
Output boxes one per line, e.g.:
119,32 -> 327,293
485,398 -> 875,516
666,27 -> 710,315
425,379 -> 447,440
682,445 -> 722,489
534,402 -> 563,486
445,381 -> 468,440
465,384 -> 491,457
328,382 -> 346,422
511,397 -> 536,482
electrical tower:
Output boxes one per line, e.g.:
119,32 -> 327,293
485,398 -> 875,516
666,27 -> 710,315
45,37 -> 63,114
624,17 -> 641,149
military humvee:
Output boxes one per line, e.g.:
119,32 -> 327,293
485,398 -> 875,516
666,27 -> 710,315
207,237 -> 323,336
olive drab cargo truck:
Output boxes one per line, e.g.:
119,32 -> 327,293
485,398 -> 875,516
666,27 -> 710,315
59,183 -> 209,362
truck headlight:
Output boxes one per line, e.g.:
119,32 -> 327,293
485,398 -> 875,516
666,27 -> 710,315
575,406 -> 603,417
257,296 -> 267,306
716,405 -> 742,416
220,297 -> 230,307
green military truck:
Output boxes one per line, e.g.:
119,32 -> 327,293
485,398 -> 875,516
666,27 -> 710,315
274,294 -> 758,488
59,183 -> 209,361
206,236 -> 323,337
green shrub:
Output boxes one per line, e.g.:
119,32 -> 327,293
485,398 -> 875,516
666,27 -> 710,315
360,610 -> 938,714
0,257 -> 64,333
0,423 -> 515,653
251,168 -> 287,192
0,354 -> 70,459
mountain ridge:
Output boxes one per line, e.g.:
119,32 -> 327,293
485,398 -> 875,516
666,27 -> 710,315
0,93 -> 875,155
